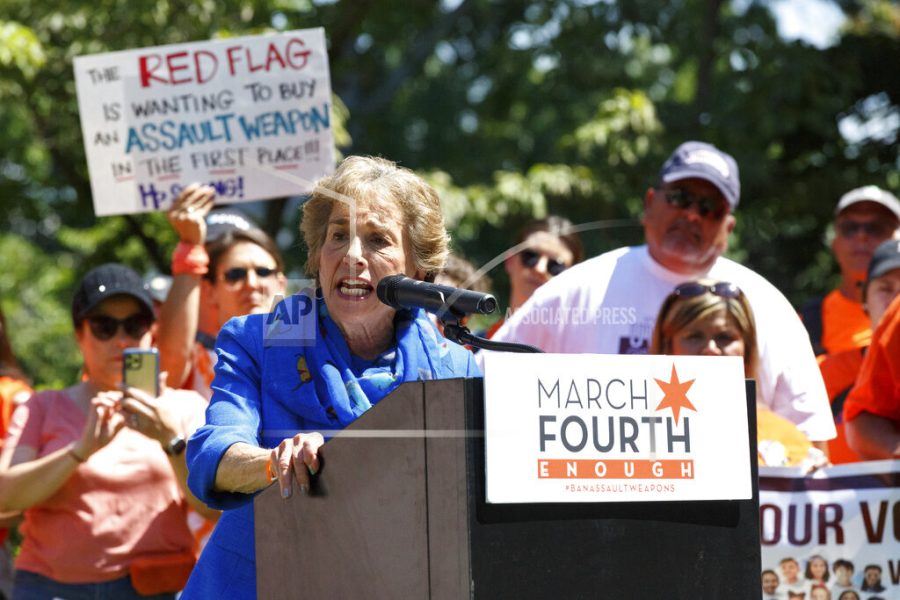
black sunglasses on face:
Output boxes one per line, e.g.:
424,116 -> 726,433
662,188 -> 727,220
835,220 -> 892,239
86,313 -> 153,341
673,281 -> 742,299
520,249 -> 568,276
221,266 -> 277,284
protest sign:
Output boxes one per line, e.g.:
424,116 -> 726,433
760,460 -> 900,600
482,353 -> 752,503
73,28 -> 334,216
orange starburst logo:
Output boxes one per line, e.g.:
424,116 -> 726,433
654,364 -> 697,424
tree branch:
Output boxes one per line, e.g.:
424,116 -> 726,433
695,0 -> 723,118
352,0 -> 475,118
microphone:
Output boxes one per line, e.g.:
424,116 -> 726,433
377,275 -> 497,317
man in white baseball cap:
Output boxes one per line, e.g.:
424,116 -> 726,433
800,185 -> 900,356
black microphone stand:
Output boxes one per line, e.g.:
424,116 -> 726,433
439,311 -> 543,354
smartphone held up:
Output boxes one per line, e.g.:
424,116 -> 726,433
123,348 -> 160,397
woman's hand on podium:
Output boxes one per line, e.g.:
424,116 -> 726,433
270,432 -> 324,498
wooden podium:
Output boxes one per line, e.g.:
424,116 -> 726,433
255,378 -> 761,599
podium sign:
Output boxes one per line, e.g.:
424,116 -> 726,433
483,353 -> 752,504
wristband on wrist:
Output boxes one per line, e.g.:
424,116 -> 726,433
67,448 -> 87,464
265,456 -> 278,483
172,241 -> 210,276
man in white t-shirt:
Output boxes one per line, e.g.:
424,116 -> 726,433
492,141 -> 836,445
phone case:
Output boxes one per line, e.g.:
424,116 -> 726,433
123,348 -> 160,397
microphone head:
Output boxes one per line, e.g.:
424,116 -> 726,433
480,295 -> 498,315
375,274 -> 407,309
375,274 -> 497,316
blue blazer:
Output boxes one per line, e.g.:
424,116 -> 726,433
183,300 -> 479,599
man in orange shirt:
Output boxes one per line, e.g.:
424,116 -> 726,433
843,284 -> 900,460
801,185 -> 899,356
823,239 -> 900,462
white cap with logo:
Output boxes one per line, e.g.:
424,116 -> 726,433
835,185 -> 900,220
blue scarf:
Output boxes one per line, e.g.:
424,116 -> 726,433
276,297 -> 457,429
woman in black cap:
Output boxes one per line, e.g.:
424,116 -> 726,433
0,263 -> 211,599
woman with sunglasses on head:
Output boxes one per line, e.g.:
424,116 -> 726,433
487,215 -> 583,338
0,264 -> 214,599
156,185 -> 287,399
651,280 -> 825,468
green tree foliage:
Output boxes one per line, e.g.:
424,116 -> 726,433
0,0 -> 898,386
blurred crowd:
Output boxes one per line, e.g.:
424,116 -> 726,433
0,143 -> 898,600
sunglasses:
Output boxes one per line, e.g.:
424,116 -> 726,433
520,249 -> 569,276
662,188 -> 727,220
836,220 -> 893,239
86,313 -> 153,341
221,266 -> 277,284
673,281 -> 742,299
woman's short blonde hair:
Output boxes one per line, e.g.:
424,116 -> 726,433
650,279 -> 759,378
300,156 -> 449,281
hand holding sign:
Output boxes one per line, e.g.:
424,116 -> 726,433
168,184 -> 215,245
73,28 -> 335,216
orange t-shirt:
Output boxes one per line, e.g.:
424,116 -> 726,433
0,375 -> 32,444
184,342 -> 215,401
844,294 -> 900,426
485,319 -> 504,340
0,376 -> 31,545
820,289 -> 872,354
817,348 -> 864,464
179,343 -> 219,549
6,389 -> 200,584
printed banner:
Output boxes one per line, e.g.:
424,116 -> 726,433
760,460 -> 900,600
482,353 -> 752,503
73,28 -> 334,215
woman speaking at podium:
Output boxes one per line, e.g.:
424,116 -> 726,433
182,156 -> 479,599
